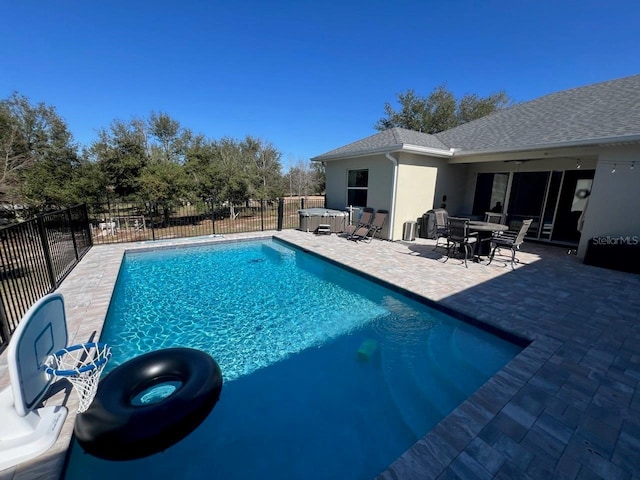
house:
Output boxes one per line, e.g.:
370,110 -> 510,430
311,74 -> 640,262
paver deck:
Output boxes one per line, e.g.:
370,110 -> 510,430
1,230 -> 639,479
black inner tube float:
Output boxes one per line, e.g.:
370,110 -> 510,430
74,347 -> 223,461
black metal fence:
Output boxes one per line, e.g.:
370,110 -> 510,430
0,197 -> 325,351
88,196 -> 326,245
0,204 -> 92,351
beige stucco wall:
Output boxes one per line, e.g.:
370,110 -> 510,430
394,159 -> 436,240
431,162 -> 469,217
393,153 -> 467,240
324,154 -> 394,211
577,146 -> 640,258
323,153 -> 464,240
323,155 -> 394,238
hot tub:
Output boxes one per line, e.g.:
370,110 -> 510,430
298,208 -> 347,233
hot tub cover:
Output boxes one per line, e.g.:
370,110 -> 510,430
298,208 -> 347,217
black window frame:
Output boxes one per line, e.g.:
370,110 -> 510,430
347,169 -> 368,207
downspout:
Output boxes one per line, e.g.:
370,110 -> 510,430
385,152 -> 398,240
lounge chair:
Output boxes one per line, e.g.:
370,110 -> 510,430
345,208 -> 374,239
350,210 -> 388,243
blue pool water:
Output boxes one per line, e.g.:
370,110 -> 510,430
64,239 -> 522,480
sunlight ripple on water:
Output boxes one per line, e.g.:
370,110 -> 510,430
103,240 -> 389,380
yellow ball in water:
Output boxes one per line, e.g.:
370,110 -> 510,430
356,339 -> 379,362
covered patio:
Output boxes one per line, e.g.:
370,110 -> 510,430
1,230 -> 639,479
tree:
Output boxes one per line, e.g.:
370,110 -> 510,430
286,161 -> 310,197
185,135 -> 285,204
69,156 -> 108,205
457,92 -> 511,124
0,102 -> 26,202
137,160 -> 189,226
310,160 -> 325,194
285,158 -> 324,197
2,94 -> 289,215
242,136 -> 283,199
0,93 -> 80,208
182,135 -> 216,202
184,136 -> 253,220
89,113 -> 193,205
89,118 -> 148,200
138,161 -> 187,204
148,112 -> 191,164
375,85 -> 512,134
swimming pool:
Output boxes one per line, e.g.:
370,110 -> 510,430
64,238 -> 522,479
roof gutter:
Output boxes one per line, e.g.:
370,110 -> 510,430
449,134 -> 640,160
312,144 -> 453,162
400,145 -> 455,157
385,152 -> 398,241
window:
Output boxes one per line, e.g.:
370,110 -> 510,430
472,173 -> 508,215
347,169 -> 368,207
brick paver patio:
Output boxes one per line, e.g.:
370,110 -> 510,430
1,230 -> 638,479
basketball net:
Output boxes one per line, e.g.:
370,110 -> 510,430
45,343 -> 112,413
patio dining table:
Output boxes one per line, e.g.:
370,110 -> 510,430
469,221 -> 509,257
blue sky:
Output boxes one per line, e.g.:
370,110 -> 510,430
2,1 -> 639,168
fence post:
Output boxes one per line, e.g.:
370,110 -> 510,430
37,214 -> 57,288
0,299 -> 11,349
209,200 -> 216,235
277,198 -> 284,231
67,207 -> 79,260
82,204 -> 93,247
260,200 -> 265,231
147,202 -> 156,241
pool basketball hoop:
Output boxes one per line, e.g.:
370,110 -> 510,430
45,343 -> 112,413
1,293 -> 69,470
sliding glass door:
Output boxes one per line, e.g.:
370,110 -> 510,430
472,169 -> 595,244
506,172 -> 549,234
551,170 -> 594,243
538,171 -> 563,240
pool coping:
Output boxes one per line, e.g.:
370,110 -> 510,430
272,236 -> 552,479
275,237 -> 531,349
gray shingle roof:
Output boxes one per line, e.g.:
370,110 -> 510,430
313,75 -> 640,160
312,127 -> 449,160
435,74 -> 640,154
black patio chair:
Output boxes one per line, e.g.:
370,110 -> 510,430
486,219 -> 533,269
484,212 -> 506,224
432,209 -> 450,251
443,217 -> 478,268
